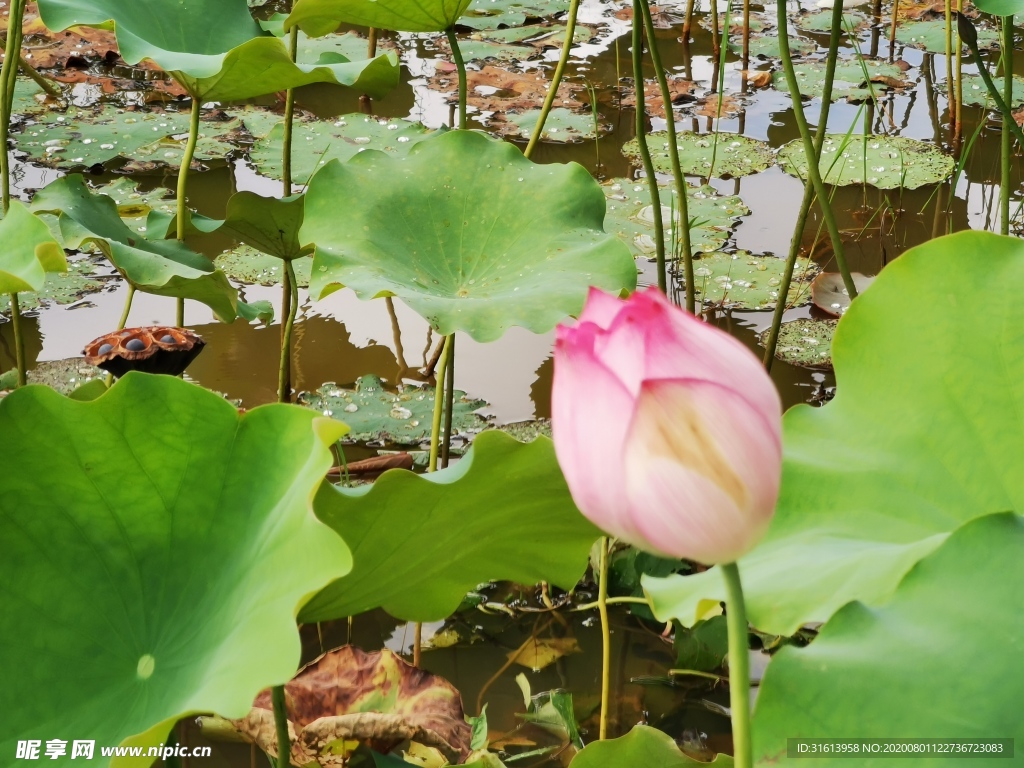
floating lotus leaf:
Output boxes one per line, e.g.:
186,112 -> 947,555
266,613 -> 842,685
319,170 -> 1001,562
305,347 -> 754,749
460,0 -> 571,30
249,115 -> 445,183
753,514 -> 1024,763
19,357 -> 104,395
216,247 -> 313,287
0,255 -> 103,315
758,318 -> 836,369
810,271 -> 875,316
687,251 -> 819,310
297,375 -> 487,445
221,646 -> 473,765
731,34 -> 816,58
701,11 -> 770,33
16,106 -> 242,170
953,72 -> 1024,108
303,130 -> 637,342
622,131 -> 774,178
37,0 -> 399,102
602,178 -> 749,258
644,231 -> 1024,634
772,59 -> 907,101
459,23 -> 595,62
93,178 -> 177,235
894,18 -> 999,52
778,134 -> 954,189
259,16 -> 384,62
0,373 -> 350,764
571,725 -> 733,767
11,77 -> 51,119
0,201 -> 67,296
501,107 -> 605,143
287,0 -> 475,33
793,9 -> 869,32
31,175 -> 251,322
301,431 -> 603,622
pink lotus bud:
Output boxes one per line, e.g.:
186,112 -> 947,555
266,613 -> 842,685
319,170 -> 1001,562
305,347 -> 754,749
552,288 -> 782,564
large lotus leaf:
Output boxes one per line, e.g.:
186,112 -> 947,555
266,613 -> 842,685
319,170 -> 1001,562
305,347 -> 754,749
688,251 -> 819,310
772,59 -> 907,101
31,175 -> 246,322
223,192 -> 312,262
602,178 -> 749,258
570,725 -> 733,767
286,0 -> 475,34
11,76 -> 50,119
16,107 -> 242,170
793,9 -> 869,32
216,246 -> 313,287
95,178 -> 178,236
759,318 -> 836,369
459,23 -> 594,62
0,255 -> 104,315
894,18 -> 999,52
778,134 -> 954,189
249,116 -> 445,183
622,132 -> 774,178
0,201 -> 67,295
0,373 -> 351,766
36,0 -> 399,102
753,513 -> 1024,764
502,108 -> 604,143
973,0 -> 1023,13
300,431 -> 603,622
460,0 -> 571,30
953,72 -> 1024,108
297,375 -> 487,445
732,33 -> 816,58
303,130 -> 636,342
644,231 -> 1024,635
223,646 -> 473,765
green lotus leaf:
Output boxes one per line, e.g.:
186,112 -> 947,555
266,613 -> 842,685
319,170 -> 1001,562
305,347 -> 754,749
297,374 -> 487,445
36,0 -> 399,102
93,178 -> 178,236
31,175 -> 246,322
687,251 -> 819,310
951,72 -> 1024,108
223,192 -> 312,262
0,373 -> 351,765
569,725 -> 733,767
300,431 -> 602,623
0,201 -> 67,295
15,357 -> 105,395
248,115 -> 445,184
602,178 -> 749,258
778,134 -> 954,189
772,59 -> 907,101
286,0 -> 475,34
302,130 -> 636,342
622,131 -> 774,178
502,107 -> 605,143
972,0 -> 1023,14
459,23 -> 595,62
753,513 -> 1024,763
793,9 -> 869,32
16,107 -> 242,170
758,318 -> 836,369
730,34 -> 816,58
216,246 -> 313,287
644,231 -> 1024,635
11,76 -> 51,120
894,18 -> 999,52
460,0 -> 570,29
0,255 -> 104,315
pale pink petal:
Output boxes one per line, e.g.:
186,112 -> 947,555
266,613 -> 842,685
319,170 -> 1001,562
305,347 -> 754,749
589,288 -> 677,396
551,325 -> 645,544
576,286 -> 627,330
621,377 -> 782,564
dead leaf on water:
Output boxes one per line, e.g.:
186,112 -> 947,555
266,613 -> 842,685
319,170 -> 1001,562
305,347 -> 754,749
508,637 -> 581,670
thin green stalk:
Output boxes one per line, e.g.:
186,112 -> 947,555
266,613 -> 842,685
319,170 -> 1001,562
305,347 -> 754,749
118,286 -> 136,331
776,0 -> 856,299
525,0 -> 581,157
0,0 -> 26,213
763,0 -> 844,370
999,16 -> 1012,236
271,685 -> 291,768
597,536 -> 612,740
945,0 -> 954,124
15,54 -> 62,99
707,3 -> 731,180
440,334 -> 455,468
9,293 -> 25,387
445,29 -> 468,130
631,0 -> 667,292
283,26 -> 299,196
958,14 -> 1024,150
638,0 -> 694,311
175,96 -> 202,326
428,334 -> 452,472
574,595 -> 651,611
367,28 -> 378,58
278,260 -> 299,403
722,562 -> 751,768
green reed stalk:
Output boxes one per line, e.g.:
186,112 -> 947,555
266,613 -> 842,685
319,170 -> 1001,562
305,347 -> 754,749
945,0 -> 955,125
174,96 -> 203,326
445,29 -> 468,130
763,0 -> 845,370
271,685 -> 290,768
0,0 -> 26,213
631,0 -> 667,292
9,293 -> 25,386
776,0 -> 856,299
597,536 -> 612,740
722,562 -> 752,768
440,335 -> 456,468
638,0 -> 695,311
279,19 -> 300,403
999,16 -> 1012,236
526,0 -> 581,157
278,260 -> 299,403
428,335 -> 452,472
118,286 -> 136,331
958,14 -> 1024,149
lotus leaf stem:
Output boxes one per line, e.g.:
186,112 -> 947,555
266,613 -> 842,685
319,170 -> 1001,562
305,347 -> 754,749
763,0 -> 844,370
0,0 -> 26,213
945,0 -> 955,124
722,562 -> 752,768
999,17 -> 1012,236
118,286 -> 136,331
776,0 -> 857,299
597,536 -> 612,739
631,0 -> 668,292
525,0 -> 581,157
669,668 -> 730,681
367,28 -> 378,58
574,594 -> 652,611
441,334 -> 456,468
428,334 -> 453,473
174,96 -> 203,327
283,25 -> 299,197
638,0 -> 695,312
278,260 -> 299,404
957,14 -> 1024,150
445,28 -> 468,130
9,293 -> 25,387
413,622 -> 423,667
271,685 -> 291,768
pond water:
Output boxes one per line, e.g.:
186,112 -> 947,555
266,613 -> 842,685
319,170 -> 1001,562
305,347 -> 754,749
1,0 -> 1021,763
